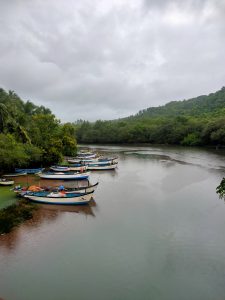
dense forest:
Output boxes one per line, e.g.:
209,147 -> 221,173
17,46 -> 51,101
0,88 -> 77,172
75,87 -> 225,146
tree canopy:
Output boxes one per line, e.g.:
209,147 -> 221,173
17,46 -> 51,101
0,88 -> 77,172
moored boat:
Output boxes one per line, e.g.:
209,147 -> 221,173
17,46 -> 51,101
69,165 -> 88,172
87,158 -> 118,166
50,165 -> 88,172
50,166 -> 71,172
24,191 -> 94,205
68,158 -> 97,163
13,182 -> 99,196
76,151 -> 97,159
15,168 -> 44,174
0,178 -> 15,186
87,162 -> 118,170
3,172 -> 27,177
76,154 -> 96,159
68,157 -> 118,164
38,171 -> 90,180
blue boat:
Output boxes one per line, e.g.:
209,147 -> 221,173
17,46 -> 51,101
15,168 -> 44,174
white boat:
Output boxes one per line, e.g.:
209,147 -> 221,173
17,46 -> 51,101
3,172 -> 27,177
68,158 -> 98,163
24,191 -> 94,205
38,171 -> 90,180
77,151 -> 94,156
87,158 -> 118,166
87,163 -> 118,170
0,178 -> 14,186
51,165 -> 88,172
50,166 -> 71,172
69,165 -> 88,172
68,157 -> 118,164
76,154 -> 96,159
64,182 -> 99,194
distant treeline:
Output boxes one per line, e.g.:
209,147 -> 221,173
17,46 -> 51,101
75,87 -> 225,146
0,88 -> 77,172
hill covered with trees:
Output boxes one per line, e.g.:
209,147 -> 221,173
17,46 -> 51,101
75,87 -> 225,146
0,88 -> 77,172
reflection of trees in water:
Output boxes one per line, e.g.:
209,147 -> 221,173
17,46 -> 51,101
0,200 -> 97,252
0,229 -> 21,252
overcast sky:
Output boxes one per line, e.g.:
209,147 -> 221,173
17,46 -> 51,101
0,0 -> 224,121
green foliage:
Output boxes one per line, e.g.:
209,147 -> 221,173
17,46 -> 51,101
60,123 -> 77,156
181,133 -> 201,146
0,199 -> 36,234
75,87 -> 225,146
0,88 -> 77,171
0,134 -> 29,171
216,178 -> 225,199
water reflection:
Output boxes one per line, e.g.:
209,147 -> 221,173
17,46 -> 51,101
123,150 -> 225,171
0,200 -> 97,252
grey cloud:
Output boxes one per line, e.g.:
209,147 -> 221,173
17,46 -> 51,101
0,0 -> 224,121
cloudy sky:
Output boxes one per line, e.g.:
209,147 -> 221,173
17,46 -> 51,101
0,0 -> 224,121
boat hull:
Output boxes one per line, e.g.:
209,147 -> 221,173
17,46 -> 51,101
15,168 -> 44,174
69,166 -> 88,172
87,163 -> 118,170
68,157 -> 118,164
38,172 -> 90,180
25,192 -> 94,205
65,182 -> 99,194
0,180 -> 14,186
3,172 -> 27,177
51,165 -> 88,172
50,166 -> 70,172
76,154 -> 96,159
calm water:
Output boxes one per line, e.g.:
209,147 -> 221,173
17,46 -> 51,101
0,145 -> 225,300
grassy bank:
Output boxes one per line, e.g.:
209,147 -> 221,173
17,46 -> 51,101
0,187 -> 17,210
0,199 -> 37,234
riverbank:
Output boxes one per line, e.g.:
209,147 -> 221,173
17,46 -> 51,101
0,199 -> 37,234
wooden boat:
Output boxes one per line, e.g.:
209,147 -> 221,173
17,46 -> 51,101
77,151 -> 94,155
3,172 -> 27,177
15,168 -> 44,174
14,182 -> 99,196
68,158 -> 97,163
77,152 -> 96,159
87,158 -> 118,166
0,178 -> 14,186
76,154 -> 96,159
69,165 -> 88,172
38,171 -> 90,180
68,157 -> 118,164
63,182 -> 99,194
50,166 -> 71,172
87,162 -> 118,170
24,191 -> 94,205
50,165 -> 88,172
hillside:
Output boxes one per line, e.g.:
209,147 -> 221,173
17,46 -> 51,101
133,87 -> 225,119
75,87 -> 225,146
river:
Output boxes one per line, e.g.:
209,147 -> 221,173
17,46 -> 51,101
0,145 -> 225,300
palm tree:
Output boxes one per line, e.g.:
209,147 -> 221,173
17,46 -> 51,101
0,103 -> 9,132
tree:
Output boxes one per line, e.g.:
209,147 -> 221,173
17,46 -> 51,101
0,103 -> 9,132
